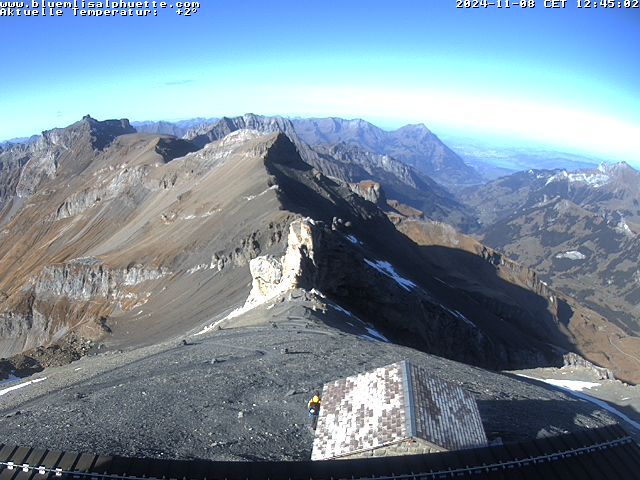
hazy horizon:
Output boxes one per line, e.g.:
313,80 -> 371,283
1,2 -> 638,164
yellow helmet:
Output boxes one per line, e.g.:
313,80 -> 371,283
312,395 -> 320,402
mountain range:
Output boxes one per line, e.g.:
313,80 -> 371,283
0,114 -> 638,459
460,163 -> 640,336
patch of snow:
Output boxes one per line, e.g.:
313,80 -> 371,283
615,218 -> 634,237
187,264 -> 208,274
197,287 -> 285,336
433,277 -> 452,287
197,301 -> 260,335
345,235 -> 362,245
328,303 -> 389,343
364,326 -> 390,343
244,185 -> 278,202
555,251 -> 586,260
364,258 -> 416,291
330,303 -> 358,319
443,306 -> 476,328
0,377 -> 47,396
542,379 -> 600,391
545,170 -> 610,188
309,288 -> 326,298
570,391 -> 640,430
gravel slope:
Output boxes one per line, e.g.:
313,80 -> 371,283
0,299 -> 621,461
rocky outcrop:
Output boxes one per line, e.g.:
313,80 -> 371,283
55,166 -> 148,219
245,219 -> 318,306
0,154 -> 27,206
4,116 -> 135,202
563,352 -> 615,380
0,258 -> 169,358
348,181 -> 387,208
210,220 -> 288,272
15,149 -> 58,198
33,259 -> 169,301
227,218 -> 549,370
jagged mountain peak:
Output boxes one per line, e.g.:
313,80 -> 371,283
185,114 -> 299,149
39,115 -> 135,152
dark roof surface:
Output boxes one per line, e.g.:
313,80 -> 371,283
1,424 -> 639,479
407,361 -> 487,450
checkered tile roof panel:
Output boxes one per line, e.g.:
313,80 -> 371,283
311,363 -> 408,460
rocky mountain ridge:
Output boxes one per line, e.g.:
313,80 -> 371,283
291,117 -> 480,187
1,116 -> 639,386
183,114 -> 475,230
0,116 -> 639,462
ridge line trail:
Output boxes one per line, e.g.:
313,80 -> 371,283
608,336 -> 640,366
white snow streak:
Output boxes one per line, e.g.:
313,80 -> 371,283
328,303 -> 390,343
345,235 -> 362,245
545,170 -> 610,188
443,306 -> 476,328
364,326 -> 390,343
244,185 -> 278,202
0,377 -> 47,396
569,391 -> 640,431
364,258 -> 416,291
196,302 -> 255,335
541,379 -> 600,391
555,251 -> 586,260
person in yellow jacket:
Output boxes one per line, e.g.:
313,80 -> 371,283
308,392 -> 321,429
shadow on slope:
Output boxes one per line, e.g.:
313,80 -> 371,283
415,244 -> 573,354
476,398 -> 618,444
262,135 -> 570,372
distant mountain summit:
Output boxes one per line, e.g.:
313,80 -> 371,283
132,118 -> 218,138
291,117 -> 479,186
185,113 -> 299,148
463,162 -> 640,228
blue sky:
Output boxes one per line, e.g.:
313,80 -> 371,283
0,1 -> 638,163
